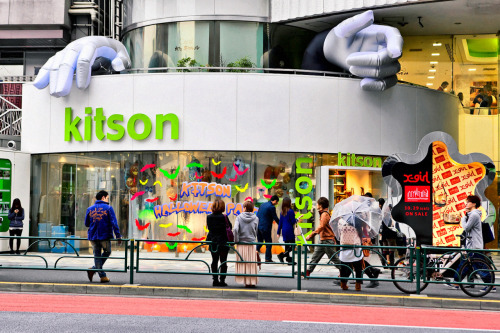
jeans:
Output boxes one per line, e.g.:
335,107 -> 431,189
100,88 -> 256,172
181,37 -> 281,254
210,247 -> 229,282
256,229 -> 273,261
90,240 -> 112,278
9,229 -> 22,252
307,239 -> 341,273
454,252 -> 492,283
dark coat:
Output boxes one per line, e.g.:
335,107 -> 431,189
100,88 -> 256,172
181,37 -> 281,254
8,208 -> 24,228
206,213 -> 231,251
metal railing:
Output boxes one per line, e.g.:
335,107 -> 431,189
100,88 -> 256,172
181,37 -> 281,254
0,235 -> 498,297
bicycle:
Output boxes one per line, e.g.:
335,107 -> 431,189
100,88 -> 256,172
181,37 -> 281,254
391,246 -> 496,297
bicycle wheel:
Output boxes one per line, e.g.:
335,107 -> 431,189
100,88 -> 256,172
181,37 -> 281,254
391,257 -> 429,294
459,258 -> 495,297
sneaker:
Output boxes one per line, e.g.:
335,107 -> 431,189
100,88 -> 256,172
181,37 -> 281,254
480,286 -> 497,293
100,277 -> 110,283
87,268 -> 95,282
218,281 -> 228,287
15,250 -> 20,255
277,253 -> 285,263
445,283 -> 459,290
212,280 -> 220,287
366,281 -> 380,288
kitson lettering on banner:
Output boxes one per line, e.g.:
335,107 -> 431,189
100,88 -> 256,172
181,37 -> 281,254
64,107 -> 179,142
154,181 -> 257,218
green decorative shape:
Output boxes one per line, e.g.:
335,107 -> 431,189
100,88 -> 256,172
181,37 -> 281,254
159,166 -> 180,179
166,242 -> 178,250
466,38 -> 498,58
138,209 -> 156,220
260,179 -> 276,189
186,162 -> 204,168
177,225 -> 192,233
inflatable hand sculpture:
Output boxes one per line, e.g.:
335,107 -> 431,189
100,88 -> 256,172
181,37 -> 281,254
304,10 -> 403,91
33,36 -> 131,97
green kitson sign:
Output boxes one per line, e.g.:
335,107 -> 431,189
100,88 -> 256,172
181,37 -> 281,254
64,107 -> 179,141
337,152 -> 382,168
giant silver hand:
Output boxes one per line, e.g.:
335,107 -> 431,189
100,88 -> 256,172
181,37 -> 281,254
33,36 -> 131,97
324,10 -> 403,91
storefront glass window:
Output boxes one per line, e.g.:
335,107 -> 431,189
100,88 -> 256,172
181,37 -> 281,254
219,22 -> 264,68
30,151 -> 389,251
167,21 -> 211,67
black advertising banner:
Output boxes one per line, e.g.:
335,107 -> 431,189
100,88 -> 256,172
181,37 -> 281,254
388,140 -> 487,246
391,144 -> 433,245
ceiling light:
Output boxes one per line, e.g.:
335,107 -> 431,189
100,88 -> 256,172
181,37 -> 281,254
429,69 -> 436,72
431,53 -> 440,56
426,83 -> 433,86
433,43 -> 442,46
468,68 -> 476,71
428,76 -> 435,79
430,61 -> 438,64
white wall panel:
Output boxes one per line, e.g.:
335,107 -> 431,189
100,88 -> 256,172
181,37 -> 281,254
271,0 -> 421,22
21,84 -> 51,153
236,75 -> 290,152
337,79 -> 382,154
289,75 -> 338,153
380,84 -> 417,154
184,74 -> 238,151
124,0 -> 268,27
49,82 -> 89,153
22,73 -> 459,158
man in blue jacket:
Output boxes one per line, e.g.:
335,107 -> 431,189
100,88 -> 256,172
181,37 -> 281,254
256,195 -> 279,262
85,190 -> 122,283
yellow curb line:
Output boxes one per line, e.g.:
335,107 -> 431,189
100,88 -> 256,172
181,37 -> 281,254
1,281 -> 499,304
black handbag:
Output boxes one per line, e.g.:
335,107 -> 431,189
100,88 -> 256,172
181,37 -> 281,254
482,222 -> 495,244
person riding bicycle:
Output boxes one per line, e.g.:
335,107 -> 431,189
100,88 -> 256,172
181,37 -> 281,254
446,195 -> 496,292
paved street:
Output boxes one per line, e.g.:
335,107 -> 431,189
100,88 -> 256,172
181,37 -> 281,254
1,292 -> 499,332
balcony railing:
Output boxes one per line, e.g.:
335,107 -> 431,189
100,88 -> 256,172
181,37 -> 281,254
462,107 -> 498,116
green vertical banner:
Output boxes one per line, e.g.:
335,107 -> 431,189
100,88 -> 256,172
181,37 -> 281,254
0,159 -> 12,232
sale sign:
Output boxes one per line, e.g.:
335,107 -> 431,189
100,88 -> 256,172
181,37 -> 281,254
388,137 -> 489,247
431,141 -> 485,246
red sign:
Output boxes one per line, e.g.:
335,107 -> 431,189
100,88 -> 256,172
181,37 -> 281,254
435,155 -> 445,163
405,186 -> 430,202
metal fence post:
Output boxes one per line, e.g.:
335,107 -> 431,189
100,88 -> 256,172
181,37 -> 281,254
129,239 -> 135,284
416,246 -> 421,295
297,244 -> 302,291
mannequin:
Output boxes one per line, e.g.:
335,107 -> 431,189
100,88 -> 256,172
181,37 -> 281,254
288,189 -> 296,204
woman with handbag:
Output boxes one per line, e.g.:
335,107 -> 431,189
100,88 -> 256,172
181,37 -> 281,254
233,200 -> 259,288
206,198 -> 231,287
277,197 -> 297,265
337,217 -> 364,291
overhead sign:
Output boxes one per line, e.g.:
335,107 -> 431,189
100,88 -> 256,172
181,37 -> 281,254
64,107 -> 179,142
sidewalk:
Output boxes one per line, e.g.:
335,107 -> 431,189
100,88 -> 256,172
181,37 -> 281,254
0,250 -> 499,310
